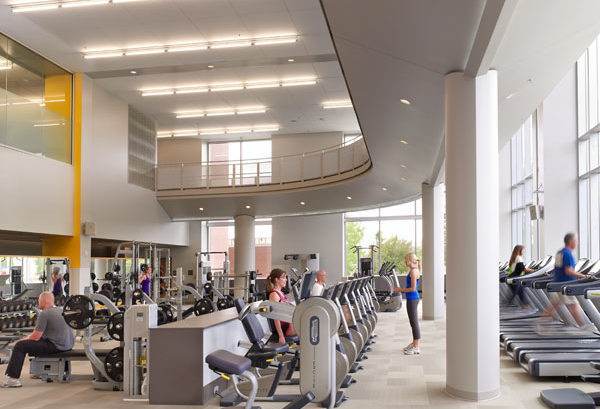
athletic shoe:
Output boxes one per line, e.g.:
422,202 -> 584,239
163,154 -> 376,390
404,346 -> 420,355
1,378 -> 22,388
403,343 -> 414,351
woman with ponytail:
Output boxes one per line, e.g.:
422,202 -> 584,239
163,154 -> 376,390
267,269 -> 297,344
394,252 -> 422,355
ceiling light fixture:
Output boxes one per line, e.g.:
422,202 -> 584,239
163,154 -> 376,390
300,201 -> 306,206
158,124 -> 280,138
0,60 -> 13,71
401,177 -> 407,181
288,58 -> 295,62
141,77 -> 316,96
130,70 -> 137,74
505,92 -> 518,100
245,205 -> 251,209
199,207 -> 204,211
401,164 -> 407,168
33,122 -> 63,127
322,100 -> 352,109
346,196 -> 352,200
175,106 -> 266,119
381,187 -> 388,191
400,140 -> 408,145
12,0 -> 143,13
400,98 -> 411,105
82,34 -> 298,59
207,65 -> 215,69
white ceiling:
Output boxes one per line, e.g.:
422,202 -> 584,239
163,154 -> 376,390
2,0 -> 600,220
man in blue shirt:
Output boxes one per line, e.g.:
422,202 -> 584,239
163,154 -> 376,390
538,233 -> 589,329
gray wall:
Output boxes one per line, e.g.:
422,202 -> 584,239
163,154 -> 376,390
81,76 -> 189,246
542,67 -> 579,255
170,221 -> 205,284
271,213 -> 344,284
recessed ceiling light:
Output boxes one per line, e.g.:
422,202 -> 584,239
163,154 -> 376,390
505,92 -> 518,100
288,58 -> 295,62
401,164 -> 407,168
207,65 -> 215,69
381,187 -> 388,191
400,140 -> 408,145
140,77 -> 317,96
346,196 -> 352,200
199,207 -> 204,211
245,205 -> 251,209
401,177 -> 407,181
130,70 -> 137,74
82,34 -> 298,59
300,201 -> 306,206
400,98 -> 411,105
158,124 -> 279,138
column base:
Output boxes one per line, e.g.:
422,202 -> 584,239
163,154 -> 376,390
445,385 -> 500,401
422,314 -> 444,321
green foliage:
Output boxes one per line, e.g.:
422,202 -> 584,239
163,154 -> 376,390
345,222 -> 364,275
380,234 -> 417,274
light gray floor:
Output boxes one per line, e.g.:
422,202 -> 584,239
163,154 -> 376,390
1,307 -> 597,408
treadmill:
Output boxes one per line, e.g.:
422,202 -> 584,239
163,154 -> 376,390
519,275 -> 600,377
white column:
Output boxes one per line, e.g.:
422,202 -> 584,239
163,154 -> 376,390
422,182 -> 445,320
234,215 -> 255,299
445,70 -> 500,401
69,235 -> 92,295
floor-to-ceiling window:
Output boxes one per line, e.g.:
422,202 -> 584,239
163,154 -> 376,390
577,38 -> 600,259
344,200 -> 422,276
204,218 -> 272,277
207,140 -> 272,186
510,114 -> 541,260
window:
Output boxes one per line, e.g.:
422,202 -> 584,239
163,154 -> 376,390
344,200 -> 422,276
0,33 -> 72,163
0,256 -> 46,285
208,140 -> 272,185
205,218 -> 272,277
577,38 -> 600,258
510,114 -> 540,260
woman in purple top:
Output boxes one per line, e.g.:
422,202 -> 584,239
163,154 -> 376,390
138,264 -> 152,294
50,267 -> 63,297
266,269 -> 297,344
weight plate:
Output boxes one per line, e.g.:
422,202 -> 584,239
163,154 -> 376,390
157,309 -> 167,326
111,277 -> 121,288
64,273 -> 69,282
105,272 -> 113,281
104,347 -> 124,382
64,284 -> 70,295
101,283 -> 113,292
113,265 -> 121,273
206,271 -> 212,282
193,298 -> 214,316
90,272 -> 96,281
132,289 -> 144,303
62,295 -> 95,329
92,282 -> 99,293
107,312 -> 124,341
159,304 -> 174,322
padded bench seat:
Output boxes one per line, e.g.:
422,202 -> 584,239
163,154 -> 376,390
30,348 -> 113,383
206,349 -> 252,375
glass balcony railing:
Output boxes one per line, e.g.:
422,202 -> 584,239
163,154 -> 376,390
155,136 -> 371,193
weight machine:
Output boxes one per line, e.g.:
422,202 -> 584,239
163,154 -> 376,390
352,245 -> 379,277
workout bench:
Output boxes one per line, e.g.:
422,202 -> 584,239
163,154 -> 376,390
30,349 -> 110,383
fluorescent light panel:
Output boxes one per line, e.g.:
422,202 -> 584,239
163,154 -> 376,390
158,125 -> 279,138
323,100 -> 352,109
175,106 -> 266,119
12,0 -> 142,13
83,34 -> 297,59
142,78 -> 316,97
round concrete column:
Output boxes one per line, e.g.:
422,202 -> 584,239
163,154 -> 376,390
234,215 -> 255,299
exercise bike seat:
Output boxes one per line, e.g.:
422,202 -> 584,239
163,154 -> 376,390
206,350 -> 252,376
540,388 -> 595,409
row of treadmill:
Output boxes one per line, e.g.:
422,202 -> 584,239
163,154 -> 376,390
499,256 -> 600,408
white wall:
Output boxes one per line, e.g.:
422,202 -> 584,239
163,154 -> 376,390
0,146 -> 73,236
271,213 -> 344,283
158,138 -> 203,165
170,221 -> 204,284
542,67 -> 579,255
81,76 -> 189,246
498,140 -> 512,259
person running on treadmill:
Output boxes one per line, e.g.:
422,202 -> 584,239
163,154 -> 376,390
266,269 -> 297,345
2,292 -> 74,388
537,233 -> 590,330
311,270 -> 327,296
507,245 -> 534,308
393,253 -> 422,355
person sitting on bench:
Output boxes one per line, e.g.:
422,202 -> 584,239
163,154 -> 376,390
2,292 -> 74,388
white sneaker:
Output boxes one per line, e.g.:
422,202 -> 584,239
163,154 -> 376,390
403,343 -> 414,351
404,346 -> 420,355
1,378 -> 22,388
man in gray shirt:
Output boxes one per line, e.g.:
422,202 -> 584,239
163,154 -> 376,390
2,292 -> 74,387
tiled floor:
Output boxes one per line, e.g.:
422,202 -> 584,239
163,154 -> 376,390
1,307 -> 597,408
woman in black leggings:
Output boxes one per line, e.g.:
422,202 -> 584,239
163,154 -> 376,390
394,253 -> 421,355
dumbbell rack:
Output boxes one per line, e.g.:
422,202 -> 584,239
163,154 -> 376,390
0,299 -> 38,331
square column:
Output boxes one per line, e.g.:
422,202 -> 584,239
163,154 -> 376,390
445,70 -> 500,401
421,182 -> 445,320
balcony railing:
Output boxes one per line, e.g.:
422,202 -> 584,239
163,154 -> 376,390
155,136 -> 371,194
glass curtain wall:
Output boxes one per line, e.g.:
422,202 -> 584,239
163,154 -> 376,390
207,140 -> 272,186
577,37 -> 600,259
510,114 -> 541,261
344,200 -> 422,276
0,32 -> 72,163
